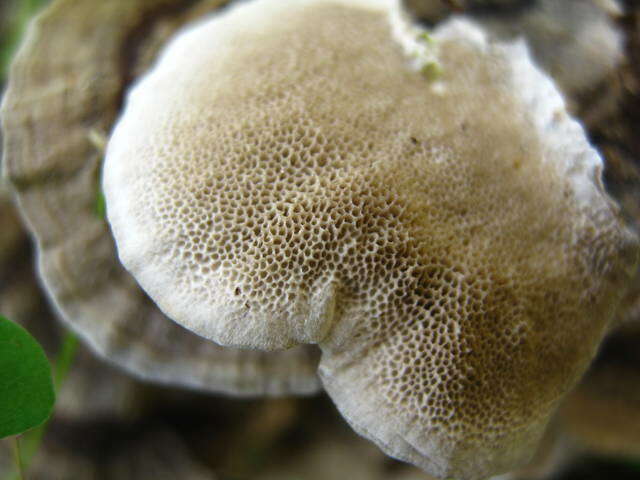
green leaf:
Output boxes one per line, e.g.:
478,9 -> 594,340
0,315 -> 55,438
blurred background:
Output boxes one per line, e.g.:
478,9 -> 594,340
1,1 -> 640,479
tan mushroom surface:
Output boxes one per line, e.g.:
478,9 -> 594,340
102,0 -> 638,478
408,0 -> 640,327
0,0 -> 321,396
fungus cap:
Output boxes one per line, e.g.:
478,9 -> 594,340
104,0 -> 638,478
0,0 -> 321,396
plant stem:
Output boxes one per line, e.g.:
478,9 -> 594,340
53,331 -> 79,390
12,436 -> 24,480
3,330 -> 79,480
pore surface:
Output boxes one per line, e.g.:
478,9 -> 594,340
104,0 -> 637,478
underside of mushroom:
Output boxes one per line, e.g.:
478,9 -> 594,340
102,0 -> 638,478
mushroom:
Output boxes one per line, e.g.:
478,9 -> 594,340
404,0 -> 625,98
0,0 -> 320,396
101,0 -> 638,478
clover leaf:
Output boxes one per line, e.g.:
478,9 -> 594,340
0,316 -> 55,438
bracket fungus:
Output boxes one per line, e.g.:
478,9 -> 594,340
1,0 -> 320,396
102,0 -> 638,478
